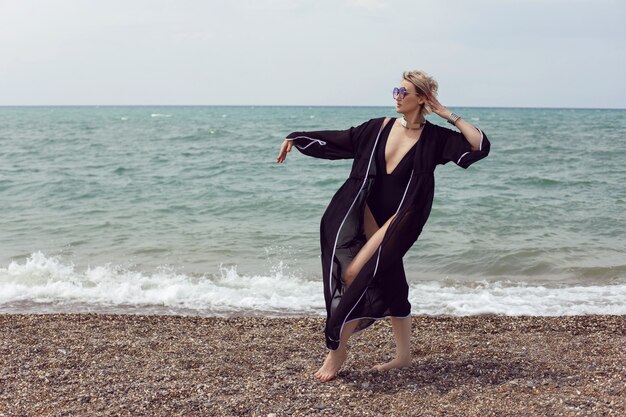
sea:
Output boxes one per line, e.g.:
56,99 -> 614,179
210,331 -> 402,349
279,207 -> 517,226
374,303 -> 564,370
1,106 -> 625,317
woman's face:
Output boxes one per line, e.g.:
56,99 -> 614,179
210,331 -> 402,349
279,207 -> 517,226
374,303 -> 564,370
395,80 -> 425,115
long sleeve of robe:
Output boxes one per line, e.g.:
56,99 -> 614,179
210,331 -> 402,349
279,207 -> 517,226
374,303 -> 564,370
286,118 -> 490,349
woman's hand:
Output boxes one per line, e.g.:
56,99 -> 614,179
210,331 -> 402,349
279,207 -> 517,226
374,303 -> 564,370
426,95 -> 451,120
427,95 -> 482,149
276,139 -> 293,163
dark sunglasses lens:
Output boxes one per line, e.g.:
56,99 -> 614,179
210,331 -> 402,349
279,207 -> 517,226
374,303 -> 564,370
393,87 -> 399,99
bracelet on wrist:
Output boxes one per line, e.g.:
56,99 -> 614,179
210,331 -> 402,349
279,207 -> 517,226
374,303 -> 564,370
447,112 -> 461,126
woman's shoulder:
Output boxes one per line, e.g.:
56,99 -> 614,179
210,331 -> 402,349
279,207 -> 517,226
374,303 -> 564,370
355,116 -> 392,130
357,116 -> 386,126
426,120 -> 464,135
346,117 -> 385,135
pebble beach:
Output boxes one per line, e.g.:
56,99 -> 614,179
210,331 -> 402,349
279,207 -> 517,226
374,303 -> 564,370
1,314 -> 624,416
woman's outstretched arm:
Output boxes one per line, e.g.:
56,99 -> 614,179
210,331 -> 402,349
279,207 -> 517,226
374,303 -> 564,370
276,119 -> 377,162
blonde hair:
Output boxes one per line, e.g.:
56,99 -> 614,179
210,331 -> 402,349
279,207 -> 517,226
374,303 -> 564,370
403,70 -> 438,116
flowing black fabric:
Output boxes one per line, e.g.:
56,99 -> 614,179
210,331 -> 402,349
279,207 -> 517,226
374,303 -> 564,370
286,117 -> 491,350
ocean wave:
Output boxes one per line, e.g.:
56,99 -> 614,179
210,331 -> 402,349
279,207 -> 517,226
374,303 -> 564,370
410,280 -> 626,316
1,253 -> 625,317
0,252 -> 321,315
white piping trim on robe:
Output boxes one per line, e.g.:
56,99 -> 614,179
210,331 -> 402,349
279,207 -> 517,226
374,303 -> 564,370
456,128 -> 484,165
457,152 -> 470,165
326,122 -> 386,343
287,136 -> 327,150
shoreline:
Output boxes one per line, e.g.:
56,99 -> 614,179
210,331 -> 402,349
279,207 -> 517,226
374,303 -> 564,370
1,314 -> 624,416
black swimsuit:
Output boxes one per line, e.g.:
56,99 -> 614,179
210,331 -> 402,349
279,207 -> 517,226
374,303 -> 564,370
366,119 -> 418,227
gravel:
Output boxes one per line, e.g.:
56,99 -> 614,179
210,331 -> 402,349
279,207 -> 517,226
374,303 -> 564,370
0,314 -> 624,416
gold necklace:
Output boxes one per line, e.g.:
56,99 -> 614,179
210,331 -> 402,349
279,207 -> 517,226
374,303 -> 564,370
399,117 -> 426,129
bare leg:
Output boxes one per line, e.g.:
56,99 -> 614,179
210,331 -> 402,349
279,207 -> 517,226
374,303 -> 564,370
363,203 -> 379,241
371,316 -> 412,371
314,205 -> 383,382
343,206 -> 394,288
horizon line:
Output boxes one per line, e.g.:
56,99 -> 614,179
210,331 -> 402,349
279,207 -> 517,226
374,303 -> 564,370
0,104 -> 625,111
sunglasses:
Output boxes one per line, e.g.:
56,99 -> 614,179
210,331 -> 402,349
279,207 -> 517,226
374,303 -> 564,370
393,86 -> 421,100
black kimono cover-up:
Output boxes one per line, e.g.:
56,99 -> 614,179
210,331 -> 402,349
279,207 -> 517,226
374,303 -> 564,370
286,117 -> 490,350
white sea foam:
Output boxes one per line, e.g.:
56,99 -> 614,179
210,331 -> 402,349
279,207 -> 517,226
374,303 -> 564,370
410,280 -> 626,316
0,252 -> 321,315
150,113 -> 172,118
1,253 -> 625,316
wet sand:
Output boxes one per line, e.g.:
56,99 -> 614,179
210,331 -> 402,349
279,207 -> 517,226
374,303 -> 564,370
0,314 -> 624,416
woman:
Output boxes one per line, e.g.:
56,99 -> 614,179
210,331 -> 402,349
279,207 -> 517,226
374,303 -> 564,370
276,70 -> 490,382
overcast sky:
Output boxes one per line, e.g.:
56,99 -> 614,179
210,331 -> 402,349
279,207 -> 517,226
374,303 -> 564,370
1,0 -> 624,108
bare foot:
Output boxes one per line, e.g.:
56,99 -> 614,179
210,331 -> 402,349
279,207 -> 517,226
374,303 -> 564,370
371,356 -> 411,372
314,349 -> 348,382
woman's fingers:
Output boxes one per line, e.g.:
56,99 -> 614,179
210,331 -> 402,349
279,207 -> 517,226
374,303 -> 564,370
276,141 -> 287,163
428,97 -> 446,115
427,96 -> 440,110
276,140 -> 293,163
